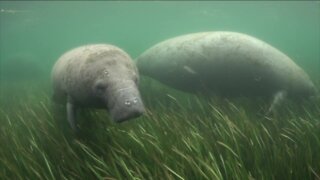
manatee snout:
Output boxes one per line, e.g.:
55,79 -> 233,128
108,84 -> 145,123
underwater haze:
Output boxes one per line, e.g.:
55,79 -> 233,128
0,1 -> 319,76
0,1 -> 320,179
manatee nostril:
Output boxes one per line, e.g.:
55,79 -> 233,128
124,97 -> 139,107
124,100 -> 132,106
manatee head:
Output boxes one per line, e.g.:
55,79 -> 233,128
91,51 -> 145,123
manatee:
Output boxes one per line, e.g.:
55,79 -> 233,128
136,31 -> 316,112
52,44 -> 145,130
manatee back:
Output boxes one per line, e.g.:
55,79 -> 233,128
137,31 -> 315,97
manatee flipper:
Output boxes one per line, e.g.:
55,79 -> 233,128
67,95 -> 77,130
267,90 -> 287,114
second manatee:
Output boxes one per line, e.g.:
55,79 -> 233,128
136,31 -> 316,111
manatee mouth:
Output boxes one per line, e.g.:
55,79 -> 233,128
113,105 -> 145,123
108,86 -> 145,123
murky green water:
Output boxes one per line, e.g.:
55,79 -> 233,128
0,1 -> 319,81
1,2 -> 320,179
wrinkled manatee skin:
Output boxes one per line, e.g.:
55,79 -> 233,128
52,44 -> 145,129
137,32 -> 316,99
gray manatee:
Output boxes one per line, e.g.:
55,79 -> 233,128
136,31 -> 316,112
52,44 -> 145,130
